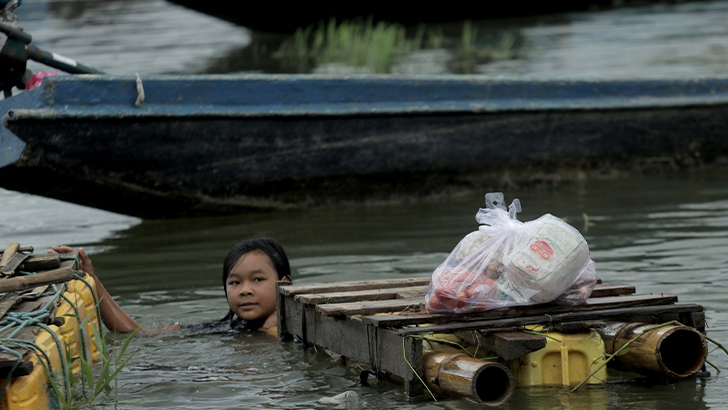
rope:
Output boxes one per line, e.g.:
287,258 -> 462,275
134,72 -> 145,107
60,293 -> 89,363
0,255 -> 102,405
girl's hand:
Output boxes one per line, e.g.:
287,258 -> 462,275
48,245 -> 97,278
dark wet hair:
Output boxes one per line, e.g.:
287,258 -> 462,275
222,237 -> 290,286
220,237 -> 291,329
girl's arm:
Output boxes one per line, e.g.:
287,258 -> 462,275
50,246 -> 180,334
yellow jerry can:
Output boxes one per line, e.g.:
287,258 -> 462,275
508,327 -> 607,386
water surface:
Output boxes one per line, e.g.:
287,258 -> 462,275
3,1 -> 728,408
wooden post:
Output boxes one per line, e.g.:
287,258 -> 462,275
403,335 -> 424,402
276,281 -> 293,341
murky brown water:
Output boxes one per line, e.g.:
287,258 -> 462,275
3,0 -> 728,408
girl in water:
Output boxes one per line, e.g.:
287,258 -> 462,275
51,237 -> 291,335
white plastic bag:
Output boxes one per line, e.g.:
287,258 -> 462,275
425,193 -> 596,314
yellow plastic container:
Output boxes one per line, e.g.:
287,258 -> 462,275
0,276 -> 102,410
67,274 -> 101,361
58,291 -> 92,373
508,328 -> 607,386
0,325 -> 63,410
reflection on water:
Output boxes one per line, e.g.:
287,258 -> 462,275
0,188 -> 139,249
15,0 -> 251,75
200,1 -> 728,76
9,0 -> 728,76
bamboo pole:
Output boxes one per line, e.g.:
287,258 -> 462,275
597,322 -> 707,378
422,350 -> 514,406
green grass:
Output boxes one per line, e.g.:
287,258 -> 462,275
277,17 -> 422,73
276,18 -> 528,74
45,310 -> 141,409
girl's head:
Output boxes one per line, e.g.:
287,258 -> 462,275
222,238 -> 291,324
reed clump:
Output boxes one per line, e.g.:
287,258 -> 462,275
276,18 -> 528,74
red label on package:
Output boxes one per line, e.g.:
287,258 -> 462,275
530,240 -> 554,260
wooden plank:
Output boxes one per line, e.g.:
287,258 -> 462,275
395,303 -> 703,336
281,277 -> 431,296
18,254 -> 61,272
479,332 -> 547,361
316,297 -> 424,317
590,283 -> 635,298
551,320 -> 606,332
0,326 -> 40,363
276,281 -> 292,342
0,292 -> 24,319
363,293 -> 678,328
0,252 -> 30,276
0,246 -> 33,255
403,334 -> 424,402
279,294 -> 422,383
0,242 -> 20,275
0,267 -> 75,293
295,285 -> 429,305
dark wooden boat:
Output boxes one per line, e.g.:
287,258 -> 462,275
1,74 -> 728,218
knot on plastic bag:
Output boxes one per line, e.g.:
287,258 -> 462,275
476,193 -> 522,228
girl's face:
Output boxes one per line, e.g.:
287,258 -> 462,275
225,252 -> 280,322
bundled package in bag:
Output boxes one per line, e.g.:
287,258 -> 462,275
425,193 -> 597,314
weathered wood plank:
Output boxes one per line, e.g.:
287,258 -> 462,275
0,326 -> 40,363
0,267 -> 75,293
296,285 -> 429,305
276,281 -> 293,342
279,295 -> 424,384
18,254 -> 61,272
0,242 -> 20,275
403,334 -> 424,402
281,277 -> 431,296
0,292 -> 24,319
478,332 -> 547,361
0,252 -> 30,276
316,297 -> 424,317
394,303 -> 703,336
551,320 -> 606,332
590,283 -> 635,298
0,246 -> 33,255
363,293 -> 678,328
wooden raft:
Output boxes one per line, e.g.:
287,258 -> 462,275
276,277 -> 706,401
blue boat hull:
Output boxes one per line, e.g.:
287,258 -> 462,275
1,75 -> 727,217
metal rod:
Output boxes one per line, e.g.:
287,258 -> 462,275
25,43 -> 105,74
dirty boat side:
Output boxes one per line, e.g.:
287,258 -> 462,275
275,277 -> 707,404
2,75 -> 728,218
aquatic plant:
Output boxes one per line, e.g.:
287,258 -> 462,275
80,314 -> 141,404
42,308 -> 140,409
277,17 -> 422,73
276,18 -> 528,75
